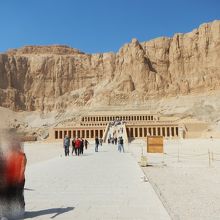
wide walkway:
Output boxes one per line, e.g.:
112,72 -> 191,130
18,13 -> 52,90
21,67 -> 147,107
24,143 -> 170,220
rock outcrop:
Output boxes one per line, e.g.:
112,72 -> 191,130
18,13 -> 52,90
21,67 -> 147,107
0,20 -> 220,112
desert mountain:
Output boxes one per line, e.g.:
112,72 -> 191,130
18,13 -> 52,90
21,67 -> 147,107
0,20 -> 220,127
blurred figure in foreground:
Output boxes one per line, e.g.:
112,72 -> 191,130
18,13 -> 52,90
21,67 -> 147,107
0,133 -> 27,220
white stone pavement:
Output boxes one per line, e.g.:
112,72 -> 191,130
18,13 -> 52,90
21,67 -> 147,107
24,143 -> 170,220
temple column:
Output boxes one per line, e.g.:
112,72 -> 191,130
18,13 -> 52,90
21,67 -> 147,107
164,127 -> 167,137
138,127 -> 141,137
174,127 -> 176,137
171,127 -> 173,137
175,127 -> 178,137
141,127 -> 144,137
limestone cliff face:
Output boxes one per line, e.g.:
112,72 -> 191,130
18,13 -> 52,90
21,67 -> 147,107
0,20 -> 220,112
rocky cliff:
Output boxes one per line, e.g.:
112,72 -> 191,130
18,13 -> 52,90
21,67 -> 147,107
0,20 -> 220,112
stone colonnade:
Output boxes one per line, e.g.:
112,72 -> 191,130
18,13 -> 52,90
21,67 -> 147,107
126,125 -> 179,138
54,125 -> 180,140
82,115 -> 155,122
54,128 -> 105,140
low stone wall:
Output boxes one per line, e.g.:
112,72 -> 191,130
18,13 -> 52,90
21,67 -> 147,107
19,136 -> 37,142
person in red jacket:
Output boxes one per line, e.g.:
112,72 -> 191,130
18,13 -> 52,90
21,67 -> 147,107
74,138 -> 81,156
7,140 -> 26,217
1,135 -> 26,219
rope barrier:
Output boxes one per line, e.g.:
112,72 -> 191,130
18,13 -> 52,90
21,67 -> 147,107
212,152 -> 220,156
144,149 -> 220,167
213,159 -> 220,162
163,153 -> 207,157
177,153 -> 207,156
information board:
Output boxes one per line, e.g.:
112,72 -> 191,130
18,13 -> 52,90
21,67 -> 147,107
147,136 -> 164,153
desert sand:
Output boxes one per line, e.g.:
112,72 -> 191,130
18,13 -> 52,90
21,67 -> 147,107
22,138 -> 220,220
130,138 -> 220,220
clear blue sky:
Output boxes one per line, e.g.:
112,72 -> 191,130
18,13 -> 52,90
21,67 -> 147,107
0,0 -> 219,54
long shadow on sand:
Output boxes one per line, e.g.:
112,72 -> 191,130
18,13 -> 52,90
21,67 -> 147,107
24,207 -> 74,219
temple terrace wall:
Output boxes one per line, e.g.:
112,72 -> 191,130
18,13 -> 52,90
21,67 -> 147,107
50,112 -> 184,141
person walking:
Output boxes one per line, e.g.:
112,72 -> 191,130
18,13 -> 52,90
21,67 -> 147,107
80,138 -> 84,155
71,138 -> 75,155
99,138 -> 103,146
75,138 -> 81,156
118,137 -> 121,152
118,137 -> 124,153
95,137 -> 99,152
84,139 -> 89,150
63,135 -> 70,156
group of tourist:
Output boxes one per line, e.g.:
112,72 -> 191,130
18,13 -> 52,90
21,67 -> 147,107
63,135 -> 124,155
63,136 -> 89,156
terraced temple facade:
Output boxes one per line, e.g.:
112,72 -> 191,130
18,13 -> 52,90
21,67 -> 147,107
51,111 -> 185,142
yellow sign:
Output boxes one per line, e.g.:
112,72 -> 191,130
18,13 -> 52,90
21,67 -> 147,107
147,136 -> 163,153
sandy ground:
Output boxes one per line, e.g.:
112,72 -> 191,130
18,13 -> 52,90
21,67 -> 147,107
22,138 -> 220,220
129,139 -> 220,220
23,141 -> 170,220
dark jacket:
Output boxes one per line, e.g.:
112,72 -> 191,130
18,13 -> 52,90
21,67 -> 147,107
95,138 -> 99,145
64,137 -> 70,147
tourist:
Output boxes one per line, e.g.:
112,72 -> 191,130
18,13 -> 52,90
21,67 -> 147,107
75,138 -> 81,156
0,146 -> 6,218
84,139 -> 89,150
99,138 -> 103,146
95,137 -> 99,152
80,138 -> 84,155
114,137 -> 117,145
63,135 -> 70,156
3,138 -> 27,219
71,138 -> 75,155
119,137 -> 124,153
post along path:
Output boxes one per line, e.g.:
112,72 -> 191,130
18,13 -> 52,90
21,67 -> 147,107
24,142 -> 170,220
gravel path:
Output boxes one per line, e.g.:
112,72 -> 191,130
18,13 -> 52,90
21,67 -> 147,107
24,143 -> 170,220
